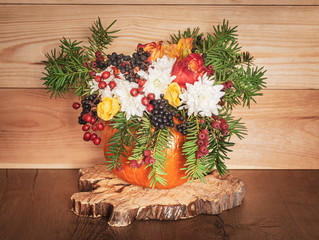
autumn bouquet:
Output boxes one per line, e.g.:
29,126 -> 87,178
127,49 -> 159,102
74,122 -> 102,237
42,19 -> 266,189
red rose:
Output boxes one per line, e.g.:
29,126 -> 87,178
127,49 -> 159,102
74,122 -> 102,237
171,53 -> 213,89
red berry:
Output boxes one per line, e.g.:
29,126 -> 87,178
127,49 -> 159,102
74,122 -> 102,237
204,135 -> 209,142
90,118 -> 96,125
226,81 -> 233,88
84,115 -> 93,123
144,156 -> 151,164
144,149 -> 151,156
147,93 -> 155,100
219,100 -> 224,107
91,61 -> 97,68
72,102 -> 80,109
211,121 -> 220,130
90,133 -> 97,141
82,113 -> 88,121
92,125 -> 97,131
98,81 -> 107,89
138,79 -> 146,86
222,83 -> 227,91
198,133 -> 205,140
201,129 -> 209,135
199,119 -> 204,124
89,71 -> 96,78
203,140 -> 209,147
95,75 -> 102,82
83,62 -> 88,68
196,151 -> 203,159
83,132 -> 91,141
222,130 -> 229,136
138,86 -> 144,94
220,118 -> 227,124
97,123 -> 104,131
93,137 -> 101,145
130,88 -> 138,97
102,71 -> 110,79
197,140 -> 204,146
95,51 -> 102,58
82,124 -> 90,131
199,145 -> 208,155
130,160 -> 138,168
208,64 -> 214,70
212,115 -> 219,120
108,81 -> 116,90
141,97 -> 149,106
221,123 -> 229,130
149,158 -> 156,165
147,104 -> 154,112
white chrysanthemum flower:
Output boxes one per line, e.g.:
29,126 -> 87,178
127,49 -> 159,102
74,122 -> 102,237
179,73 -> 225,116
112,80 -> 145,120
138,55 -> 176,98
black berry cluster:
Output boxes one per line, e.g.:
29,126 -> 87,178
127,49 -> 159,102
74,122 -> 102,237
77,94 -> 100,125
150,95 -> 175,129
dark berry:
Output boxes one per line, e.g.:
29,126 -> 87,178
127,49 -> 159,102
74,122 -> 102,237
202,53 -> 207,58
196,36 -> 202,41
178,116 -> 184,121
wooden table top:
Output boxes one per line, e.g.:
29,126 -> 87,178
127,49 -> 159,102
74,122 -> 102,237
0,169 -> 318,240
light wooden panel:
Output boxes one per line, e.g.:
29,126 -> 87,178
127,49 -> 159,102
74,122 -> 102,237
1,0 -> 318,5
0,89 -> 318,169
0,5 -> 319,89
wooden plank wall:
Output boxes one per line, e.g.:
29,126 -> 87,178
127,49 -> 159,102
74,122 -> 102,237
0,1 -> 318,169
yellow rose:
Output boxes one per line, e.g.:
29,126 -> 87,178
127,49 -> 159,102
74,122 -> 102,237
164,82 -> 181,107
97,97 -> 120,121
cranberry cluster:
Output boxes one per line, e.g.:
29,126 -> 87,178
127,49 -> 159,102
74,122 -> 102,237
222,81 -> 233,91
196,129 -> 210,159
211,116 -> 229,136
130,149 -> 156,169
72,94 -> 105,145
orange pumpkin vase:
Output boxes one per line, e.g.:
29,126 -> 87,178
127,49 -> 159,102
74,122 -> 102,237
101,124 -> 188,189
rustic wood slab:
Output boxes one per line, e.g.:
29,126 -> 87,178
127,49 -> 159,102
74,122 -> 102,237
71,164 -> 245,227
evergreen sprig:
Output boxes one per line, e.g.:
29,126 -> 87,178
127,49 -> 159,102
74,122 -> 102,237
181,116 -> 207,183
168,27 -> 202,44
147,128 -> 173,188
105,112 -> 139,171
84,18 -> 119,58
42,19 -> 119,98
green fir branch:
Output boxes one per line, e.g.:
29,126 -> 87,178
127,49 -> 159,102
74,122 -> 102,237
84,18 -> 120,58
147,128 -> 173,188
105,112 -> 139,170
168,27 -> 203,44
181,116 -> 207,182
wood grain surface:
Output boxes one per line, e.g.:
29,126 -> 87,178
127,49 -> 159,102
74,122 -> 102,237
0,169 -> 318,240
0,5 -> 319,89
1,0 -> 319,5
0,1 -> 318,169
0,89 -> 318,169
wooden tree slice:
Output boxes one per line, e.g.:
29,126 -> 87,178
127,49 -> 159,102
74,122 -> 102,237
71,164 -> 245,227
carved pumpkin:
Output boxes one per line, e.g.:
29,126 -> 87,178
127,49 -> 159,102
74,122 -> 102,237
101,124 -> 188,189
